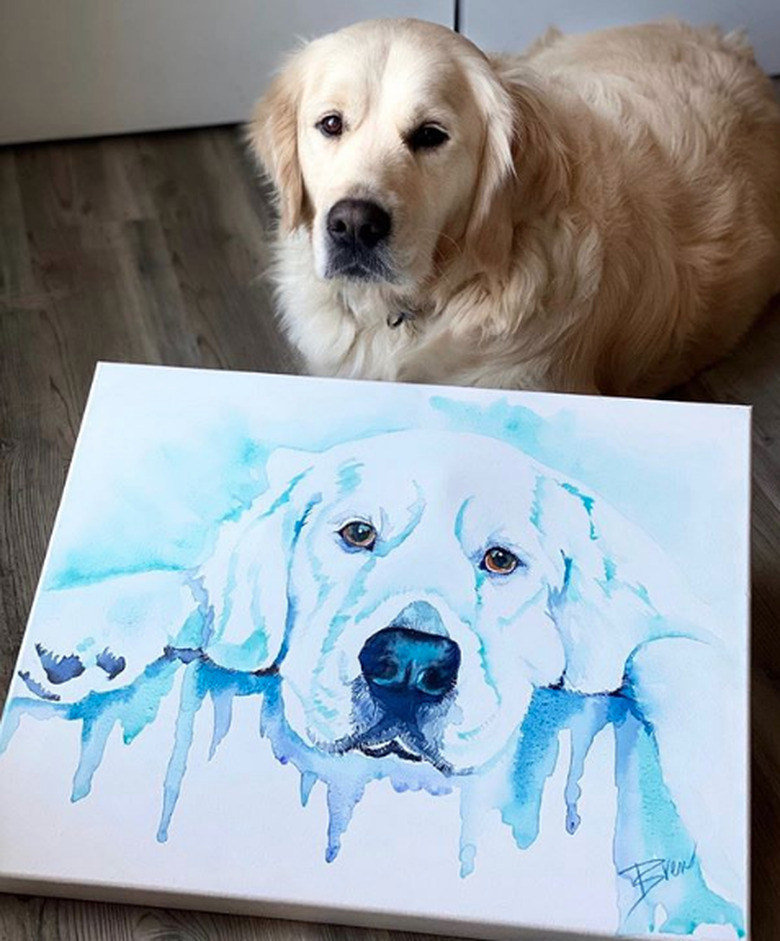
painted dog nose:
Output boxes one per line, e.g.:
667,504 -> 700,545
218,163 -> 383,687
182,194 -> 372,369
327,199 -> 391,250
359,627 -> 460,717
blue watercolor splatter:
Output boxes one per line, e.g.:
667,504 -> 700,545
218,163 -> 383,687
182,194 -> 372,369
17,671 -> 61,702
96,648 -> 126,680
35,644 -> 85,684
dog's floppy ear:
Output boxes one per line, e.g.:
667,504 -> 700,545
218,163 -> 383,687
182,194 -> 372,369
535,475 -> 705,694
199,448 -> 316,672
247,54 -> 309,233
464,61 -> 571,272
462,63 -> 517,271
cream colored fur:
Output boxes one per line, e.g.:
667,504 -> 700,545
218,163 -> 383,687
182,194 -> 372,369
250,18 -> 780,395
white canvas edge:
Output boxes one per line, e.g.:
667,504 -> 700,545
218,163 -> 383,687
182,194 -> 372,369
0,869 -> 614,941
743,408 -> 753,941
89,360 -> 758,416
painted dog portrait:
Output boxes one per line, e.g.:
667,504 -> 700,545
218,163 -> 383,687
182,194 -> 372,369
0,369 -> 748,939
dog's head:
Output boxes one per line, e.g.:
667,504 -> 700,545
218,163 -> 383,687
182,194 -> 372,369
248,19 -> 536,287
201,431 -> 682,778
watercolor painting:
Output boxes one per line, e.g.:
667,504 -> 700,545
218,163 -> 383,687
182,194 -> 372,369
0,364 -> 748,939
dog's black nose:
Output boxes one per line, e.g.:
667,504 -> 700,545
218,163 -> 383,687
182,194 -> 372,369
359,627 -> 460,717
327,199 -> 391,250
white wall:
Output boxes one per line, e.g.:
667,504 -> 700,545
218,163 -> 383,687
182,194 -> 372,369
2,1 -> 776,145
0,0 -> 453,144
461,0 -> 780,74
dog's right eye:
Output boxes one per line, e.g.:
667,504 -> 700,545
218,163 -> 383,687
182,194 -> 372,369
481,546 -> 522,575
338,520 -> 377,551
317,113 -> 344,138
406,123 -> 449,152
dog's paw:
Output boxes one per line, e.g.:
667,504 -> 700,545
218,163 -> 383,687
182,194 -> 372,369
13,569 -> 199,705
17,639 -> 128,704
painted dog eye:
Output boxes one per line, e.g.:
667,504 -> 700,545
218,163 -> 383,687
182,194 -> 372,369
407,123 -> 449,152
339,520 -> 377,550
317,113 -> 344,137
481,546 -> 521,575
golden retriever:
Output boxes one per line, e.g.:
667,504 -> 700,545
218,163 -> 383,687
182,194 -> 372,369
250,19 -> 780,395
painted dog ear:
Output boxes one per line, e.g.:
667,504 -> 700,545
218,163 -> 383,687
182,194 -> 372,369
199,448 -> 316,673
534,475 -> 704,694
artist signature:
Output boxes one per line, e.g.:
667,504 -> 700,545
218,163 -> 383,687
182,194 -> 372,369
618,849 -> 696,913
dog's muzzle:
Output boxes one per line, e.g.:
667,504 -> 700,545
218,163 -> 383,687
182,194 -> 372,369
325,198 -> 394,281
348,625 -> 460,773
329,603 -> 462,773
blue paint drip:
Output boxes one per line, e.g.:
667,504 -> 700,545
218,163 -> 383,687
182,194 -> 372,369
564,696 -> 611,834
0,637 -> 746,936
258,677 -> 453,865
300,770 -> 317,806
209,687 -> 235,760
72,708 -> 117,801
157,659 -> 271,841
158,663 -> 204,842
71,658 -> 182,798
502,689 -> 583,848
459,842 -> 477,877
325,780 -> 365,862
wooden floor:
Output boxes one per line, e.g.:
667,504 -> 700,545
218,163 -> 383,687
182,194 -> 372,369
1,102 -> 780,939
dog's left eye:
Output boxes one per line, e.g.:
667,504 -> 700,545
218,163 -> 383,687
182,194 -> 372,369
338,520 -> 377,551
317,113 -> 344,138
406,123 -> 449,152
481,547 -> 522,575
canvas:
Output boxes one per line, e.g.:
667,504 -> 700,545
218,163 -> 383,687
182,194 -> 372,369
0,364 -> 750,939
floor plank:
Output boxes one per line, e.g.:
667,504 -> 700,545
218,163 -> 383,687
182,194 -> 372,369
137,129 -> 295,373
